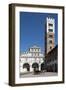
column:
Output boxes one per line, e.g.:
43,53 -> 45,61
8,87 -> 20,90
30,65 -> 33,72
39,64 -> 41,71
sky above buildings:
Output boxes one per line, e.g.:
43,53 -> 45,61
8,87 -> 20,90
20,12 -> 58,53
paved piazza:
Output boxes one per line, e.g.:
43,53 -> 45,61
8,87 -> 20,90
20,72 -> 58,78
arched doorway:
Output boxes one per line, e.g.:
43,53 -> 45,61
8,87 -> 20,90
23,63 -> 30,71
32,63 -> 39,72
41,63 -> 45,71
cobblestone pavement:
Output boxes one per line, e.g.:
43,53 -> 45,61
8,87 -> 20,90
20,72 -> 58,78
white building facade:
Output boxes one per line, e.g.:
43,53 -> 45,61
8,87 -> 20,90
19,46 -> 44,74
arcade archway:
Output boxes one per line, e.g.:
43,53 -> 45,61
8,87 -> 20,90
32,63 -> 39,71
23,63 -> 30,71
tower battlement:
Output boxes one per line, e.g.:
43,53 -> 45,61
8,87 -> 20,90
47,17 -> 55,23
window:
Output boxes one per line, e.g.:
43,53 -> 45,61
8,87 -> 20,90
49,23 -> 53,26
49,35 -> 53,38
49,29 -> 53,32
50,46 -> 52,49
49,40 -> 52,44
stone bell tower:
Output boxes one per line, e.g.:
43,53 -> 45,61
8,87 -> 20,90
45,17 -> 55,55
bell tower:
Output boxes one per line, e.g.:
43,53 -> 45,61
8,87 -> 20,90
45,17 -> 55,54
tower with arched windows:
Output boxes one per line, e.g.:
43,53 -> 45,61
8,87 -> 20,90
45,17 -> 55,55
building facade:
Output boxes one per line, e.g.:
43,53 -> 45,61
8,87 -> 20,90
19,46 -> 44,75
45,45 -> 58,72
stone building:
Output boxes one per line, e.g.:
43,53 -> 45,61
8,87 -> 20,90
19,45 -> 44,75
45,45 -> 58,72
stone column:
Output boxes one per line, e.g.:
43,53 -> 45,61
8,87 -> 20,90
39,64 -> 41,71
30,65 -> 33,72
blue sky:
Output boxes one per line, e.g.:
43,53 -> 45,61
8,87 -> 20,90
20,12 -> 58,53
